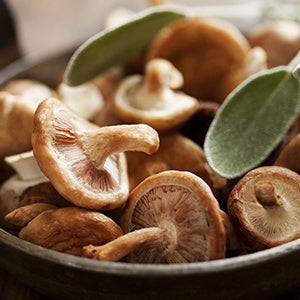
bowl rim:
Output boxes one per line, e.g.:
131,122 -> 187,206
1,227 -> 300,276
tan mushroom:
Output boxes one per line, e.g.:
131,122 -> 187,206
248,20 -> 300,67
112,170 -> 226,263
32,98 -> 159,210
1,79 -> 55,111
146,18 -> 266,103
113,58 -> 199,131
0,80 -> 55,157
0,92 -> 35,157
126,133 -> 227,195
18,206 -> 123,255
274,133 -> 300,173
5,203 -> 57,229
227,166 -> 300,250
56,82 -> 104,121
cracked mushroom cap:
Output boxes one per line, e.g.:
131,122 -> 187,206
18,206 -> 123,255
32,98 -> 159,210
113,58 -> 199,131
146,17 -> 250,103
228,166 -> 300,250
121,170 -> 226,263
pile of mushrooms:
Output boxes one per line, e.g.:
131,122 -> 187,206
1,11 -> 300,265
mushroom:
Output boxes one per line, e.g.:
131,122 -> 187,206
56,82 -> 104,121
18,206 -> 123,256
274,133 -> 300,173
1,79 -> 55,111
5,203 -> 57,229
32,98 -> 159,210
227,166 -> 300,250
0,151 -> 48,221
89,170 -> 226,263
0,92 -> 35,157
248,20 -> 300,68
146,18 -> 266,103
19,182 -> 69,208
0,81 -> 55,157
126,133 -> 227,196
218,46 -> 267,100
113,58 -> 199,131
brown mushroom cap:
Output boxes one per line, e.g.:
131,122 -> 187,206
146,17 -> 250,102
113,58 -> 199,131
32,98 -> 159,210
19,206 -> 123,255
126,133 -> 226,193
248,20 -> 300,68
228,166 -> 300,250
121,170 -> 226,263
274,133 -> 300,173
5,202 -> 57,229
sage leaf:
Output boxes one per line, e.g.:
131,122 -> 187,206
64,7 -> 185,86
204,67 -> 300,179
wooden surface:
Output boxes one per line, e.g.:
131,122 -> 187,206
0,268 -> 51,300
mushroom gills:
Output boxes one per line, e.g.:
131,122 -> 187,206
228,166 -> 300,249
121,171 -> 226,264
129,184 -> 211,263
32,98 -> 159,210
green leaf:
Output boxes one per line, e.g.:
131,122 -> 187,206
204,67 -> 300,179
64,7 -> 186,86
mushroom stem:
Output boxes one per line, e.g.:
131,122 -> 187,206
77,124 -> 159,169
82,227 -> 166,262
144,58 -> 183,93
254,181 -> 281,207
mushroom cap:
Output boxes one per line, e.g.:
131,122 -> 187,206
19,206 -> 123,255
113,58 -> 199,132
146,17 -> 250,102
228,166 -> 300,249
121,170 -> 226,263
274,133 -> 300,174
57,82 -> 104,121
2,79 -> 55,111
114,75 -> 198,131
0,92 -> 35,157
126,133 -> 226,192
32,97 -> 129,210
248,20 -> 300,68
5,202 -> 57,229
